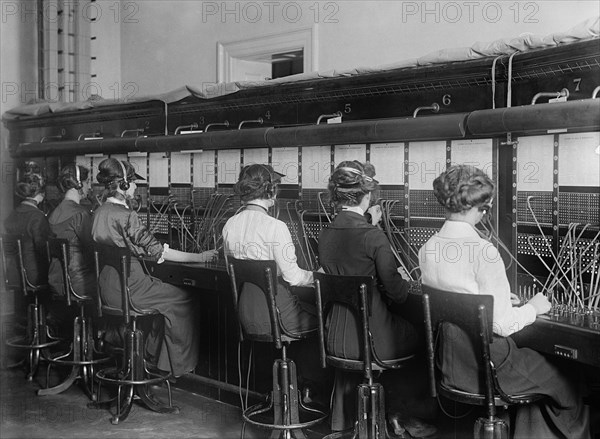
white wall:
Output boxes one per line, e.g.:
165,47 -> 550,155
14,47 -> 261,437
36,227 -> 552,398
89,0 -> 122,100
0,0 -> 37,319
117,0 -> 600,96
1,0 -> 38,222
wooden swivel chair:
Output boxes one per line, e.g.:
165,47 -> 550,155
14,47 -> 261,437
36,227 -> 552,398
421,286 -> 544,439
1,234 -> 60,380
314,272 -> 416,439
228,258 -> 327,439
38,238 -> 111,399
89,244 -> 178,424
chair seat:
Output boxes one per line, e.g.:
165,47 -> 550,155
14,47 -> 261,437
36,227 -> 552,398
24,284 -> 50,295
326,353 -> 416,371
244,328 -> 318,344
100,304 -> 161,318
438,382 -> 545,406
54,294 -> 94,304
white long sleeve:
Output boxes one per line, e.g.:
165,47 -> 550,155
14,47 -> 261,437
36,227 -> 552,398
222,210 -> 313,286
419,221 -> 536,337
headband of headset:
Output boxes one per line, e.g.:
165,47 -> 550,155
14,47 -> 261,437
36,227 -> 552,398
117,160 -> 130,191
335,166 -> 376,188
74,164 -> 83,189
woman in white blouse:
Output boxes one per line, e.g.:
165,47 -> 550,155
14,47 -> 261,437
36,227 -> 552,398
419,165 -> 589,439
222,164 -> 317,337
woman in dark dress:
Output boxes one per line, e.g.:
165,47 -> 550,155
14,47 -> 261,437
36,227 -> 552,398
92,158 -> 218,377
46,164 -> 96,336
4,169 -> 53,288
318,161 -> 435,437
48,164 -> 96,299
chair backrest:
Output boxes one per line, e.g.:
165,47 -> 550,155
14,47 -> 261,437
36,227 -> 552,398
1,233 -> 35,295
227,258 -> 284,348
421,285 -> 495,412
47,238 -> 72,306
313,272 -> 379,381
94,243 -> 133,324
47,237 -> 95,307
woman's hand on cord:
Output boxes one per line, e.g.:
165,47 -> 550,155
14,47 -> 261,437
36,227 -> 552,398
367,205 -> 382,226
397,266 -> 410,281
197,249 -> 219,263
526,292 -> 551,315
510,293 -> 521,306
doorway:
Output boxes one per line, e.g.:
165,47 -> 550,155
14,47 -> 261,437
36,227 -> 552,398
217,27 -> 317,83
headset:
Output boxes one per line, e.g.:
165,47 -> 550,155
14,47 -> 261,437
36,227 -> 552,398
338,166 -> 374,184
262,164 -> 276,197
117,160 -> 130,191
73,164 -> 83,190
479,202 -> 493,214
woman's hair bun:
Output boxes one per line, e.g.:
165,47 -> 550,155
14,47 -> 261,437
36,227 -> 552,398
328,161 -> 378,207
15,172 -> 45,199
57,164 -> 89,192
234,164 -> 281,202
432,164 -> 494,213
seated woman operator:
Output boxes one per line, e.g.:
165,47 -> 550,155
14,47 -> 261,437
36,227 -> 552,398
221,163 -> 317,337
4,166 -> 53,288
318,161 -> 436,438
92,158 -> 218,377
419,164 -> 589,439
47,164 -> 96,336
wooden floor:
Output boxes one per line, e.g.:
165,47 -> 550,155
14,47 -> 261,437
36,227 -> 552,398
4,361 -> 596,439
0,362 -> 482,439
0,367 -> 255,439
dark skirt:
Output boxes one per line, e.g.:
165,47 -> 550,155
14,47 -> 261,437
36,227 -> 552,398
328,306 -> 420,431
237,280 -> 317,337
439,322 -> 590,439
98,258 -> 199,376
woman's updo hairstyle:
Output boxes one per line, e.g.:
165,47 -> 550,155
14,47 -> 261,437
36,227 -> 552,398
96,158 -> 137,186
57,164 -> 89,192
15,172 -> 45,199
328,161 -> 378,207
433,164 -> 494,213
234,164 -> 282,202
96,158 -> 138,198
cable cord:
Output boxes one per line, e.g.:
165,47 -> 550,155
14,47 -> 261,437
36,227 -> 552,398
476,213 -> 542,289
237,340 -> 253,412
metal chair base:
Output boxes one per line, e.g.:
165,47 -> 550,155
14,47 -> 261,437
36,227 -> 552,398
323,382 -> 398,439
38,314 -> 112,400
88,327 -> 178,424
474,416 -> 509,439
243,358 -> 327,439
6,302 -> 61,380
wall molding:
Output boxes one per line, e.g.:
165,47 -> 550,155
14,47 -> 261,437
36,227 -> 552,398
217,26 -> 317,83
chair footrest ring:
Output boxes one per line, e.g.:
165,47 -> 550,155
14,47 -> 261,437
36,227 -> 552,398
45,354 -> 113,366
6,336 -> 61,350
243,399 -> 328,430
96,366 -> 172,386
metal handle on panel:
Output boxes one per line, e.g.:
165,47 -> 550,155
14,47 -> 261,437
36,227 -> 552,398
205,121 -> 230,132
121,129 -> 145,137
531,88 -> 569,105
77,132 -> 103,140
40,135 -> 63,143
316,112 -> 342,125
238,118 -> 264,130
174,123 -> 199,135
413,103 -> 440,118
